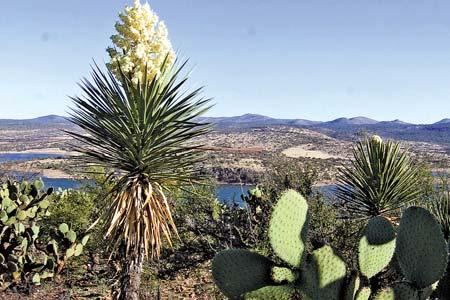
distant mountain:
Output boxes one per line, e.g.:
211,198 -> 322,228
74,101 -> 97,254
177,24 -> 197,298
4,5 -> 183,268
0,115 -> 72,128
435,118 -> 450,125
198,113 -> 321,129
197,114 -> 450,145
1,114 -> 449,145
324,117 -> 378,126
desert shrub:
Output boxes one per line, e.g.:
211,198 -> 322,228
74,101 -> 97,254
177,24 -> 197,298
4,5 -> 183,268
260,156 -> 318,200
152,182 -> 253,278
0,179 -> 88,292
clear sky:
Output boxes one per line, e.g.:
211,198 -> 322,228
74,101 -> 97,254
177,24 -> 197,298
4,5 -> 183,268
1,0 -> 450,123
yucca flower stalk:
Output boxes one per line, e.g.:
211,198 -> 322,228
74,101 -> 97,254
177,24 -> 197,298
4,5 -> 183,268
67,61 -> 211,300
336,135 -> 421,219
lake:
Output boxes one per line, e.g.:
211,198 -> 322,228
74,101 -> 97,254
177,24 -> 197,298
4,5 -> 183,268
38,178 -> 253,204
0,152 -> 337,203
0,153 -> 63,163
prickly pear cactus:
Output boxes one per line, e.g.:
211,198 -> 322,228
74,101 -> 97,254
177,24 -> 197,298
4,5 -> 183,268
212,189 -> 450,300
373,283 -> 419,300
268,189 -> 308,268
245,285 -> 295,300
212,249 -> 273,299
354,287 -> 371,300
0,180 -> 88,288
301,245 -> 347,300
271,266 -> 297,283
358,216 -> 395,279
395,206 -> 448,289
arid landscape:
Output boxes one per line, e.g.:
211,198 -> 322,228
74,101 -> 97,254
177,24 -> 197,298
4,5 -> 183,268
1,114 -> 449,186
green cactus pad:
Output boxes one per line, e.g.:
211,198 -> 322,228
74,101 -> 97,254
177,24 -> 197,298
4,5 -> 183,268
31,225 -> 40,238
34,179 -> 44,190
32,273 -> 41,285
212,249 -> 273,299
373,283 -> 419,300
244,285 -> 295,300
358,216 -> 395,279
396,206 -> 448,289
66,246 -> 75,258
58,223 -> 69,234
355,287 -> 371,300
74,244 -> 83,256
2,197 -> 12,208
0,211 -> 8,223
39,199 -> 50,209
16,210 -> 27,221
301,245 -> 346,300
5,216 -> 16,226
271,266 -> 297,283
344,272 -> 360,300
81,234 -> 90,246
66,230 -> 77,243
269,189 -> 308,268
19,195 -> 29,203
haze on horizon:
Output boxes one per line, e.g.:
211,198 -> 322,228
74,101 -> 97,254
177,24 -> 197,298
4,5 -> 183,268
1,0 -> 450,124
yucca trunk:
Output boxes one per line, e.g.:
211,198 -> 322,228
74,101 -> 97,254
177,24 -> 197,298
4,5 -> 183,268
118,245 -> 144,300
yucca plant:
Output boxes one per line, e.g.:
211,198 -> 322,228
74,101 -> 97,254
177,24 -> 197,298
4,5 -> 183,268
428,176 -> 450,240
67,61 -> 211,300
336,135 -> 420,219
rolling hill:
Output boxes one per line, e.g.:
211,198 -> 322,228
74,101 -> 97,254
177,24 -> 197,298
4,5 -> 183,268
1,114 -> 449,145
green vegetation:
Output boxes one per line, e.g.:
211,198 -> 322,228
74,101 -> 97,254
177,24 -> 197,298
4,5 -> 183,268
336,135 -> 420,218
212,189 -> 449,299
1,0 -> 449,298
0,180 -> 88,291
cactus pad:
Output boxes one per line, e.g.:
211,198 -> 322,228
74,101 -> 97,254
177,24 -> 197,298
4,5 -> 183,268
373,283 -> 419,300
269,189 -> 308,268
355,287 -> 371,300
301,245 -> 346,300
271,266 -> 297,283
244,285 -> 295,300
396,206 -> 448,288
58,223 -> 69,234
358,216 -> 395,279
212,249 -> 273,298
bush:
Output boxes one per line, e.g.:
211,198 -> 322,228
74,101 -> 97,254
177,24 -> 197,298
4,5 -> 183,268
0,179 -> 88,291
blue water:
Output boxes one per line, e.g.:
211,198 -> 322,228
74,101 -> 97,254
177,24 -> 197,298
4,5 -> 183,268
26,177 -> 337,203
41,177 -> 93,190
0,153 -> 63,163
0,152 -> 337,202
216,185 -> 253,205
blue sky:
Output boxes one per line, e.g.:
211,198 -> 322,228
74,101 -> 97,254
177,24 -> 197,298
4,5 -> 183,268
1,0 -> 450,123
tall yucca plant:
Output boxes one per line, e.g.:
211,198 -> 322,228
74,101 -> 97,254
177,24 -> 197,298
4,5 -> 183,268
336,135 -> 420,219
67,61 -> 211,299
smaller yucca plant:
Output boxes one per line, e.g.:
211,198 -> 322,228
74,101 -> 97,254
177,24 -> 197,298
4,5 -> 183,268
428,176 -> 450,240
336,135 -> 420,219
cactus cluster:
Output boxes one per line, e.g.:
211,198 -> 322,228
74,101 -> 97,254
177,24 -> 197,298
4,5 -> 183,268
212,189 -> 450,299
0,179 -> 89,287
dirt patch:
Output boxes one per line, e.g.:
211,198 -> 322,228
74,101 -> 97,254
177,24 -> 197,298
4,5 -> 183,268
282,145 -> 342,160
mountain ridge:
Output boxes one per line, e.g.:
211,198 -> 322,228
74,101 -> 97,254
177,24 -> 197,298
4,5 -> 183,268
1,114 -> 449,144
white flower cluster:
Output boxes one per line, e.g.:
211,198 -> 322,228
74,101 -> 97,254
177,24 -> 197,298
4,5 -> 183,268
107,0 -> 176,85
